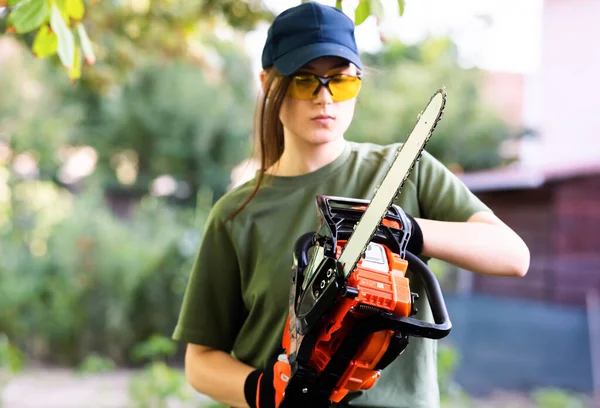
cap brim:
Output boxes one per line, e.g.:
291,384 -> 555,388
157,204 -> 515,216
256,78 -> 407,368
273,43 -> 363,76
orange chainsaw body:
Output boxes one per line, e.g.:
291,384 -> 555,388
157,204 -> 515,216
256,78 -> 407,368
282,217 -> 412,403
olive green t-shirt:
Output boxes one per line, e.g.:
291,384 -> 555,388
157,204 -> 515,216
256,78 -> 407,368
173,141 -> 490,408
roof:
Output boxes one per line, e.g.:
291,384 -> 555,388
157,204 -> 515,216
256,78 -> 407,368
458,161 -> 600,192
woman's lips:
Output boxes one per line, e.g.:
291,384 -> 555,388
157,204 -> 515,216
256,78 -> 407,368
311,114 -> 335,125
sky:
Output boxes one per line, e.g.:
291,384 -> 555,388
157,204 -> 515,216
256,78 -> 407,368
244,0 -> 544,75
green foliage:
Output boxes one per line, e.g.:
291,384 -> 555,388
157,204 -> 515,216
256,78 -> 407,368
531,388 -> 590,408
2,0 -> 408,82
128,335 -> 196,408
7,0 -> 48,34
80,57 -> 253,200
2,0 -> 94,80
438,343 -> 459,390
0,333 -> 24,374
70,1 -> 269,90
78,353 -> 116,374
0,181 -> 203,365
130,335 -> 177,364
2,36 -> 254,201
427,258 -> 450,281
348,38 -> 511,171
1,0 -> 269,81
0,42 -> 83,179
129,361 -> 194,408
354,1 -> 371,26
200,0 -> 272,30
437,343 -> 465,402
304,0 -> 404,25
397,0 -> 405,16
0,333 -> 24,404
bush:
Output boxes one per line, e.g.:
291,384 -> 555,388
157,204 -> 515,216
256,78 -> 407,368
129,361 -> 194,408
0,333 -> 25,408
531,387 -> 591,408
80,58 -> 254,202
128,335 -> 197,408
0,181 -> 205,366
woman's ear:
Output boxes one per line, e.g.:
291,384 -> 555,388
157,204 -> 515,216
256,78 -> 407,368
259,70 -> 268,93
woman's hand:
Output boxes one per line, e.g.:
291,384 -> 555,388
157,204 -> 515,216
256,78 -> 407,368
185,344 -> 255,408
244,354 -> 291,408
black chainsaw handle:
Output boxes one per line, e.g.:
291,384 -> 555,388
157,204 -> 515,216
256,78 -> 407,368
400,251 -> 452,338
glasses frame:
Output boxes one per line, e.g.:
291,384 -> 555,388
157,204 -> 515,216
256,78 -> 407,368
288,72 -> 363,101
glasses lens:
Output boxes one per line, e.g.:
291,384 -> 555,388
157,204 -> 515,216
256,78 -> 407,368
288,75 -> 320,100
328,75 -> 361,102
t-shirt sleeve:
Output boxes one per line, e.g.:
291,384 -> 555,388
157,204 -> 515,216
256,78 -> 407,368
172,207 -> 244,352
415,150 -> 491,222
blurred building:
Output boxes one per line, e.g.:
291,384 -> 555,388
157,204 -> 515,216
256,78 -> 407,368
451,0 -> 600,398
458,0 -> 600,308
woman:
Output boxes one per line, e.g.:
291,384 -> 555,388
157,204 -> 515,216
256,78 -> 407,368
172,3 -> 530,408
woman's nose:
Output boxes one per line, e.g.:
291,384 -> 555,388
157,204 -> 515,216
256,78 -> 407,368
313,84 -> 333,105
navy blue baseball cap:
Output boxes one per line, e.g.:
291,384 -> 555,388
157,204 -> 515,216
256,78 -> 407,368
261,2 -> 363,76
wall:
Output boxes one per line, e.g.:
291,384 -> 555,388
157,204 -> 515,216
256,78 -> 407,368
470,175 -> 600,307
538,0 -> 600,167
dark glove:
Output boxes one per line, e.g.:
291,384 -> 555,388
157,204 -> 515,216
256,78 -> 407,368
244,353 -> 290,408
405,213 -> 424,255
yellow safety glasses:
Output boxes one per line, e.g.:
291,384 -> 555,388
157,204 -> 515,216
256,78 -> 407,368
287,73 -> 362,102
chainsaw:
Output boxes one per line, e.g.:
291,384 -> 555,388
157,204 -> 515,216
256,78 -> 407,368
274,89 -> 452,408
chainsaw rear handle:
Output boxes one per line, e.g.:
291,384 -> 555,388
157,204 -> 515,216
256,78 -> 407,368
397,250 -> 452,339
338,250 -> 452,340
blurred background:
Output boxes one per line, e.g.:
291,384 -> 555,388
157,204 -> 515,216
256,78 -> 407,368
1,0 -> 599,407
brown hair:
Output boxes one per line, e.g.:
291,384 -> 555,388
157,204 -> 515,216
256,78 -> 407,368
227,68 -> 292,221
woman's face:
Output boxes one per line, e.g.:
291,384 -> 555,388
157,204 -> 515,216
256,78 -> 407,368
278,57 -> 360,147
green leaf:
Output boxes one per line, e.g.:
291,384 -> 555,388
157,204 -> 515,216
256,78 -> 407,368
398,0 -> 405,16
335,0 -> 342,9
53,0 -> 69,22
7,0 -> 49,34
0,334 -> 24,373
50,2 -> 74,69
65,0 -> 84,20
354,0 -> 370,25
8,0 -> 25,8
76,22 -> 95,64
68,44 -> 82,82
53,0 -> 66,13
369,0 -> 384,18
32,24 -> 58,57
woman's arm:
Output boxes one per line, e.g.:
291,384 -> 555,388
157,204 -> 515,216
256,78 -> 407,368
417,210 -> 530,277
185,343 -> 255,408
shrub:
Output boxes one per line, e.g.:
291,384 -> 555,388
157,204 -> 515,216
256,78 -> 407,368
0,181 -> 205,365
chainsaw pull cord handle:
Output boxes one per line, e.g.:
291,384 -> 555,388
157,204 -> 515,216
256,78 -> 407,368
404,250 -> 452,333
